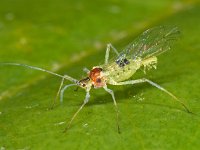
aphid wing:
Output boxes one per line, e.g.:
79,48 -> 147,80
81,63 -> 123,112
119,26 -> 180,60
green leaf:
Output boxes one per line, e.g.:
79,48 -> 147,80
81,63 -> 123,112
0,0 -> 200,149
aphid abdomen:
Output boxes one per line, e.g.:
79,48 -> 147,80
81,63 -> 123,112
103,59 -> 142,83
141,56 -> 157,72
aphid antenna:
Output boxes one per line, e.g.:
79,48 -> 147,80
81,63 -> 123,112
0,62 -> 78,83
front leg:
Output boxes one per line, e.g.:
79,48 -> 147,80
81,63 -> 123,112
103,85 -> 120,133
110,78 -> 191,113
50,75 -> 77,109
63,90 -> 90,132
60,83 -> 77,104
105,43 -> 119,65
50,76 -> 65,109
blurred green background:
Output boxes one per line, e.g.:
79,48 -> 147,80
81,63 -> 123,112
0,0 -> 200,149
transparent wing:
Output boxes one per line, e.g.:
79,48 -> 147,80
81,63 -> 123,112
116,26 -> 180,63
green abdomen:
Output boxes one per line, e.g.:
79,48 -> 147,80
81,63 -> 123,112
102,60 -> 141,83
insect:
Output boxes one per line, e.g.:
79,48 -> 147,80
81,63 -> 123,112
0,26 -> 191,133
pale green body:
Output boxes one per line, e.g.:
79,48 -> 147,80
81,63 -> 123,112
101,56 -> 157,84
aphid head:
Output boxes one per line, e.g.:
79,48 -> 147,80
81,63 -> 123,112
77,67 -> 106,89
77,77 -> 91,88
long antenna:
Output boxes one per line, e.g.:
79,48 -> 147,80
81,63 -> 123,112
0,62 -> 78,83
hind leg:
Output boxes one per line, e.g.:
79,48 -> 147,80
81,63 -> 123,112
110,78 -> 191,113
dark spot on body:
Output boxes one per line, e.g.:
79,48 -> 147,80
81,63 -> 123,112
116,59 -> 120,64
124,58 -> 130,65
116,58 -> 130,68
120,63 -> 125,67
96,78 -> 101,83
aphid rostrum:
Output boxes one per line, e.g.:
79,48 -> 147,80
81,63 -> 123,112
1,26 -> 191,133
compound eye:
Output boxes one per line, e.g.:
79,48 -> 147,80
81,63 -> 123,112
82,83 -> 86,87
96,78 -> 101,83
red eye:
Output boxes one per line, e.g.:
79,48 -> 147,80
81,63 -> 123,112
96,78 -> 101,83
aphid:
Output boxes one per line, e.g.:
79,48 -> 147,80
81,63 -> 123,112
0,26 -> 191,133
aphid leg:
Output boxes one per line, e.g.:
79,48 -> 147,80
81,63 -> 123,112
63,91 -> 90,133
105,43 -> 120,64
111,78 -> 191,113
60,83 -> 77,104
103,85 -> 121,133
50,76 -> 65,109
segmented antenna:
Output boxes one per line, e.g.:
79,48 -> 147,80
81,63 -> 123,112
0,62 -> 78,83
